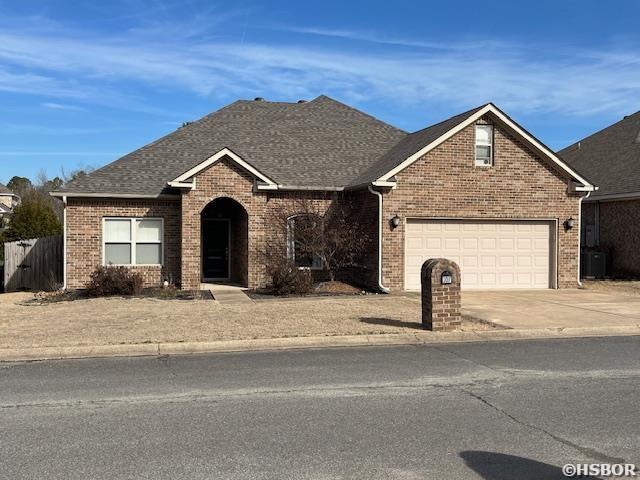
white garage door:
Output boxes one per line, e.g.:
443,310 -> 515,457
405,220 -> 554,290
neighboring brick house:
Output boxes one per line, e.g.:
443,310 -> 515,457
0,182 -> 20,229
560,110 -> 640,277
52,96 -> 595,291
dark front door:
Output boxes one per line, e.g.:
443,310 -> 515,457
202,219 -> 229,280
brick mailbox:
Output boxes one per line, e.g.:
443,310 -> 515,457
421,258 -> 461,331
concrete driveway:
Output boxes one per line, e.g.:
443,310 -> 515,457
462,289 -> 640,329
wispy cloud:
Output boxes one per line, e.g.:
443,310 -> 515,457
0,14 -> 638,118
41,102 -> 86,111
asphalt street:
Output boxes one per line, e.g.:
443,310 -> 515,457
1,336 -> 639,479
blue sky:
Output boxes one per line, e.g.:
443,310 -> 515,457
1,0 -> 639,184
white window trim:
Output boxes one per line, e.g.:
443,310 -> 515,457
286,215 -> 323,270
102,217 -> 164,267
474,124 -> 493,167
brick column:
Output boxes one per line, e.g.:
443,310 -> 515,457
421,258 -> 461,331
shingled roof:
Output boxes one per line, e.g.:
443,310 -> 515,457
560,110 -> 640,198
0,182 -> 12,195
56,95 -> 408,196
54,95 -> 589,197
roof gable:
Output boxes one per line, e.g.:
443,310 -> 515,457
168,148 -> 278,189
353,103 -> 594,190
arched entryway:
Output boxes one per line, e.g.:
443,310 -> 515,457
201,197 -> 249,286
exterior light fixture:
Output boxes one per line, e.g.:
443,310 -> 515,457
564,217 -> 575,230
390,215 -> 401,229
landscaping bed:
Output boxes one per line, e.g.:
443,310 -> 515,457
23,287 -> 213,305
248,280 -> 372,299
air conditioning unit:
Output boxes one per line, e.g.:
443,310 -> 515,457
581,251 -> 607,279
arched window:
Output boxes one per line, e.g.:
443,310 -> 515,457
287,214 -> 323,269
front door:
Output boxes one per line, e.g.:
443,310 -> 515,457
202,219 -> 230,280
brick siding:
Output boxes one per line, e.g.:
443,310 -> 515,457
64,116 -> 583,291
380,116 -> 582,290
588,199 -> 640,276
65,198 -> 181,289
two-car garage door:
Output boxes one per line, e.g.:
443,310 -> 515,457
405,220 -> 554,290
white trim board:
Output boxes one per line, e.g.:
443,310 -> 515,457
376,103 -> 596,191
169,147 -> 278,189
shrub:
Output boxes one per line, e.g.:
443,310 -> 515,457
86,266 -> 143,297
266,256 -> 313,295
2,195 -> 62,242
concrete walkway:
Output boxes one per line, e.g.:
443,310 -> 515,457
200,283 -> 253,305
462,289 -> 640,329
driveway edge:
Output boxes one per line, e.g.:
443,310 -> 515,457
2,325 -> 639,362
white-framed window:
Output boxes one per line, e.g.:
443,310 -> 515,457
475,124 -> 493,166
103,217 -> 163,266
287,215 -> 323,270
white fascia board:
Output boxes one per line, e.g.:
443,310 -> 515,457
170,147 -> 277,187
371,180 -> 397,188
487,106 -> 595,189
256,184 -> 279,190
376,104 -> 596,190
167,181 -> 194,189
570,182 -> 597,192
377,105 -> 493,182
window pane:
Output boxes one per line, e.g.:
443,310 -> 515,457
104,219 -> 131,242
476,145 -> 491,158
476,125 -> 492,144
295,243 -> 314,268
136,244 -> 161,264
136,219 -> 162,242
105,243 -> 131,265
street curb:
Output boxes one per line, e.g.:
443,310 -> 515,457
1,325 -> 639,362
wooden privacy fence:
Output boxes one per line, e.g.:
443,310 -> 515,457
3,235 -> 63,292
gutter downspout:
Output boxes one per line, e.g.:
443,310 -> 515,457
368,185 -> 390,293
576,190 -> 591,287
62,195 -> 67,290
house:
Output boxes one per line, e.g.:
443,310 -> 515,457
560,110 -> 640,276
0,183 -> 20,228
51,95 -> 595,291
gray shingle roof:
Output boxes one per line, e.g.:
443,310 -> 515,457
58,95 -> 408,196
560,110 -> 640,198
349,105 -> 487,186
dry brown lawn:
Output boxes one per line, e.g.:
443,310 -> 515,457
0,292 -> 489,349
581,279 -> 640,296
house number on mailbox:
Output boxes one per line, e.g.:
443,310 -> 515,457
441,271 -> 453,285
